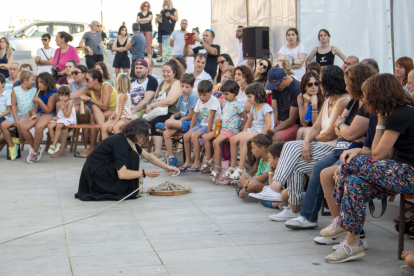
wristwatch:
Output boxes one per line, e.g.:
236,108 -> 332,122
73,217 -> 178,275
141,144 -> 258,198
142,169 -> 146,178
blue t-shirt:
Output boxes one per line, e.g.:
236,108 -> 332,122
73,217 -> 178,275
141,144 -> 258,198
130,32 -> 146,60
364,115 -> 378,149
176,92 -> 201,124
38,89 -> 57,112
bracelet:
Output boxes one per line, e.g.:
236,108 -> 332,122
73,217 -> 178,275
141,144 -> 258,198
269,172 -> 274,175
376,125 -> 385,130
311,110 -> 319,112
246,178 -> 251,186
337,122 -> 345,130
142,169 -> 146,178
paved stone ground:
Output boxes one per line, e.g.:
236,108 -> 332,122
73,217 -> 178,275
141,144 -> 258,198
0,146 -> 412,275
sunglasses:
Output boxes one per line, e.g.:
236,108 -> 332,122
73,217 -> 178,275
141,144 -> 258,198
85,78 -> 94,82
306,81 -> 320,88
259,62 -> 268,70
41,38 -> 48,41
218,60 -> 227,65
71,71 -> 83,75
144,5 -> 149,7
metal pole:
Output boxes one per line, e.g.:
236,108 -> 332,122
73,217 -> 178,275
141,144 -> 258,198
390,0 -> 395,74
101,0 -> 103,25
246,0 -> 249,26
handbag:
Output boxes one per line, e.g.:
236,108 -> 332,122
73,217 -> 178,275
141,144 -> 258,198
332,101 -> 363,157
142,92 -> 168,122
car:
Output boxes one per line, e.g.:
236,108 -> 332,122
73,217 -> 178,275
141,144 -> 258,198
6,21 -> 89,58
106,30 -> 118,51
152,31 -> 160,58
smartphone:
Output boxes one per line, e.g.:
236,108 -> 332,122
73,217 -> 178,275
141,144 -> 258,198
186,33 -> 195,45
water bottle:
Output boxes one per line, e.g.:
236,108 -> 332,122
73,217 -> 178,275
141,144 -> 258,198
304,103 -> 312,123
99,46 -> 103,54
127,50 -> 131,59
213,117 -> 222,137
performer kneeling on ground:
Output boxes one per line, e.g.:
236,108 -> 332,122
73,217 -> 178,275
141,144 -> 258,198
76,119 -> 179,201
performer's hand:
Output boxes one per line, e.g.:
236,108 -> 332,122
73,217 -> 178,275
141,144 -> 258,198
165,166 -> 179,176
146,169 -> 161,178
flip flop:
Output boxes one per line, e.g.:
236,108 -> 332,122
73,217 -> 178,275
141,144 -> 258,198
187,167 -> 201,172
179,166 -> 189,172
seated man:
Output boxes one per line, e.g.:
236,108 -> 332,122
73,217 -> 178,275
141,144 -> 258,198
12,64 -> 36,88
130,59 -> 158,118
4,62 -> 19,93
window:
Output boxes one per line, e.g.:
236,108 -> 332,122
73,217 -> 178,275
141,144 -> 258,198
109,31 -> 118,39
15,24 -> 50,38
53,23 -> 71,36
72,24 -> 85,34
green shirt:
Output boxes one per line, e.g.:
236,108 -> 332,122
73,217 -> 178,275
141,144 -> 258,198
256,158 -> 270,184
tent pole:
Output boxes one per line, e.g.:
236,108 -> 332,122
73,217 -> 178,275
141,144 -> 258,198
246,0 -> 250,26
390,0 -> 395,74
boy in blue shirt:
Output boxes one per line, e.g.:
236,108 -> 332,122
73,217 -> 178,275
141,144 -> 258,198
161,73 -> 201,167
0,74 -> 12,125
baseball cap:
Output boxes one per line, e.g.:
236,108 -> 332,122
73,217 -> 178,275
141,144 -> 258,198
265,67 -> 287,90
135,59 -> 148,67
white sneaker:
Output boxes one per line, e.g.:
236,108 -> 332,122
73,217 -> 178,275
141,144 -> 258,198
333,238 -> 368,250
249,186 -> 282,201
314,235 -> 347,245
269,206 -> 299,222
285,215 -> 318,229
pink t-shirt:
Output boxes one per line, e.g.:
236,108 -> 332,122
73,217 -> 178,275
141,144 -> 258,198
52,46 -> 80,71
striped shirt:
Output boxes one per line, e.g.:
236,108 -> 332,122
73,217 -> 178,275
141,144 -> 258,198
116,92 -> 132,119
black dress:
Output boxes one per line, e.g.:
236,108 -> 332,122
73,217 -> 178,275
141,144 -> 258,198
77,133 -> 142,201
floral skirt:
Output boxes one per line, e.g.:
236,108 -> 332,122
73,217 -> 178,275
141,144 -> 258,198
141,31 -> 152,55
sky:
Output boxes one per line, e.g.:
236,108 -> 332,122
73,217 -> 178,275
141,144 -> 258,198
1,0 -> 211,35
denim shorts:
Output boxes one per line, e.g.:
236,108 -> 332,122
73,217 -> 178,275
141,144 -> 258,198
38,111 -> 57,117
5,113 -> 24,124
181,120 -> 191,133
191,124 -> 208,134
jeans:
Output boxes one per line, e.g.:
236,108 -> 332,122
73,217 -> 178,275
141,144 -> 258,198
300,152 -> 341,222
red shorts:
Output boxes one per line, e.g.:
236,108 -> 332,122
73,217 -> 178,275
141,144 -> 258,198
274,120 -> 299,142
221,129 -> 236,139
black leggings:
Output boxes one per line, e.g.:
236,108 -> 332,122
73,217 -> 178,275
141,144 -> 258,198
86,55 -> 104,69
150,112 -> 174,136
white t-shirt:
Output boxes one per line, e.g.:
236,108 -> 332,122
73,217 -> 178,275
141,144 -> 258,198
236,42 -> 249,66
186,42 -> 202,73
36,47 -> 56,75
194,95 -> 222,128
194,70 -> 213,93
237,88 -> 250,116
278,44 -> 306,81
170,30 -> 186,56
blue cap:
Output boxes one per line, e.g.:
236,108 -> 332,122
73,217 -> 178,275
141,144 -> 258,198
265,67 -> 287,90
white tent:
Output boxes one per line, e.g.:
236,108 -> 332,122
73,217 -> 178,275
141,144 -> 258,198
211,0 -> 414,74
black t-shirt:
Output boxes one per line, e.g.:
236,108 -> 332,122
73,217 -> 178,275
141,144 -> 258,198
271,78 -> 301,123
138,11 -> 153,32
192,45 -> 220,79
385,106 -> 414,166
364,115 -> 378,149
101,32 -> 107,41
344,100 -> 370,125
158,9 -> 176,34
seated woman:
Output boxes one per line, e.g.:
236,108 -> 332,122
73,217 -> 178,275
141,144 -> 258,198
213,54 -> 234,86
70,69 -> 118,158
319,73 -> 414,263
56,60 -> 76,88
249,65 -> 350,221
296,71 -> 324,140
19,72 -> 57,163
76,119 -> 178,201
306,62 -> 322,75
146,59 -> 184,160
234,65 -> 254,114
254,59 -> 272,87
212,66 -> 234,102
284,64 -> 377,233
95,61 -> 114,86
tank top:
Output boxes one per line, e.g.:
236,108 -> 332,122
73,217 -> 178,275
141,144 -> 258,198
0,53 -> 9,78
91,82 -> 118,110
14,86 -> 37,115
318,96 -> 350,147
116,92 -> 132,119
138,11 -> 153,32
158,8 -> 177,34
155,80 -> 180,114
115,36 -> 128,59
38,89 -> 57,112
316,47 -> 335,66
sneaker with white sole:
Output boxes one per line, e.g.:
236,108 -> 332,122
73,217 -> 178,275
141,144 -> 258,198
320,217 -> 348,239
314,235 -> 347,245
285,215 -> 318,229
269,206 -> 299,222
325,240 -> 365,263
249,186 -> 282,201
333,238 -> 368,250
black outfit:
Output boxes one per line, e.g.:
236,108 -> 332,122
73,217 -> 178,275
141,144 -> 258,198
150,112 -> 175,137
86,55 -> 104,69
192,44 -> 220,79
101,32 -> 107,41
77,134 -> 142,201
158,8 -> 177,34
316,47 -> 335,66
113,37 -> 130,69
138,11 -> 153,31
344,100 -> 370,126
385,106 -> 414,167
271,78 -> 301,124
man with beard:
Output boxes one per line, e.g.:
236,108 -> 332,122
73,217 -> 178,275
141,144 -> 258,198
170,19 -> 188,59
236,26 -> 254,67
130,59 -> 158,118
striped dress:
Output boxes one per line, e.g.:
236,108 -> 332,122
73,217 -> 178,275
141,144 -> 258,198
116,92 -> 132,119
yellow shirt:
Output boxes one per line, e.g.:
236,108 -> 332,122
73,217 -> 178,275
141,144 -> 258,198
91,82 -> 118,110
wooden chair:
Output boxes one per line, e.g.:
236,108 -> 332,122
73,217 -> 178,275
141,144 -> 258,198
398,194 -> 414,260
63,124 -> 102,153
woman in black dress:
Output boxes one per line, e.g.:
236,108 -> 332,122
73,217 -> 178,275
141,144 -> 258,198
77,119 -> 178,201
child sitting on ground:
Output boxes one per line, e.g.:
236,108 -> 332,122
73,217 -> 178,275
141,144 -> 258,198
0,70 -> 37,161
237,134 -> 273,200
201,80 -> 247,176
161,73 -> 201,167
102,74 -> 132,139
224,83 -> 274,180
181,80 -> 221,172
47,86 -> 76,154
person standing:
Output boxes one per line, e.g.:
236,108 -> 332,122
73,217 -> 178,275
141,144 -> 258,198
155,0 -> 178,62
278,28 -> 306,81
98,25 -> 107,44
235,26 -> 254,67
0,37 -> 13,78
137,1 -> 153,57
35,34 -> 55,75
185,27 -> 201,73
184,29 -> 220,80
112,25 -> 131,78
79,21 -> 104,69
193,54 -> 212,93
170,19 -> 188,59
126,23 -> 146,79
306,29 -> 346,67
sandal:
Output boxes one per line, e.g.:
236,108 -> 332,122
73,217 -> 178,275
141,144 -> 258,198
229,167 -> 246,180
48,145 -> 56,155
210,166 -> 222,178
224,167 -> 236,178
201,159 -> 214,174
53,150 -> 67,158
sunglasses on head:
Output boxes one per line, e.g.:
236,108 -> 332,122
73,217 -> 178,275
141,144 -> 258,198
306,81 -> 320,88
41,38 -> 48,41
218,60 -> 227,65
259,62 -> 268,70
